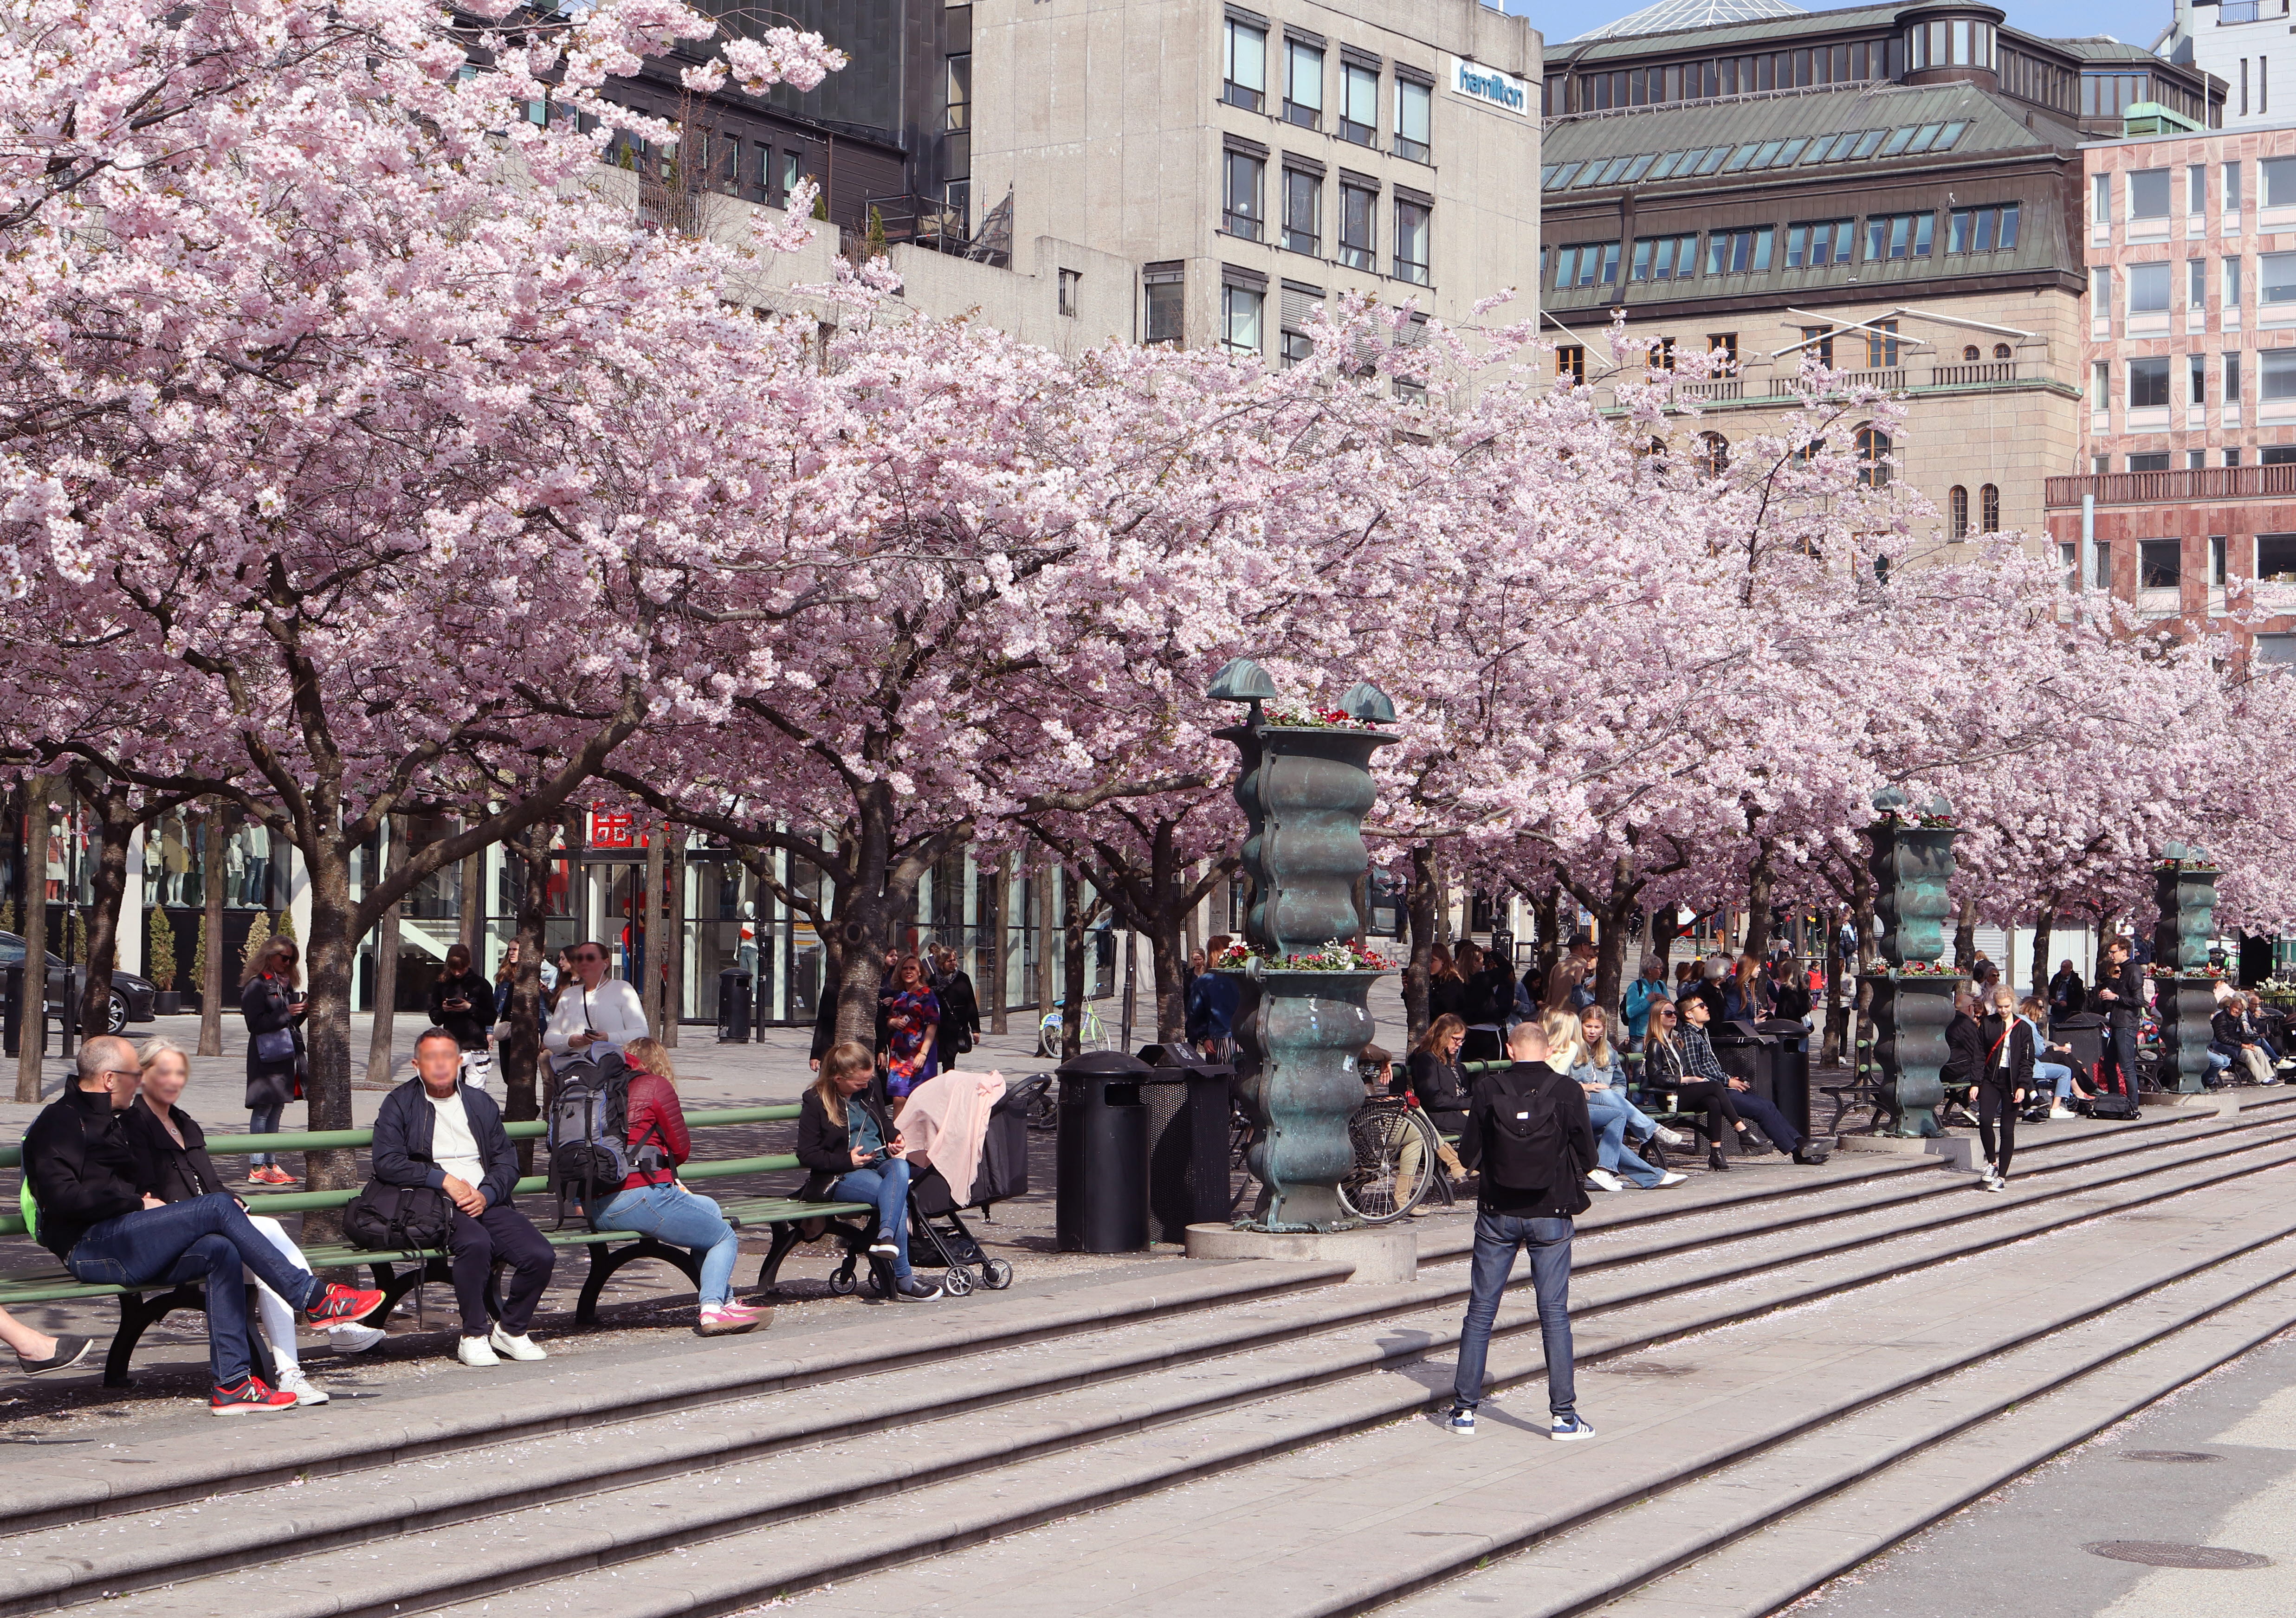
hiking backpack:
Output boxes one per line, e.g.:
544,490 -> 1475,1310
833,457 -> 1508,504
544,1052 -> 665,1230
1481,1072 -> 1579,1193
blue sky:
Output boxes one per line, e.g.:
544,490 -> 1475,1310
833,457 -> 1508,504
1508,0 -> 2180,52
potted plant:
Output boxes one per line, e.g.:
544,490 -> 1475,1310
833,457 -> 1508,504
149,907 -> 182,1015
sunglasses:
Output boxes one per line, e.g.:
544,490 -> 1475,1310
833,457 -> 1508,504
575,953 -> 605,963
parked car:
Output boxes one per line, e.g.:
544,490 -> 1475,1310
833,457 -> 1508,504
0,931 -> 157,1034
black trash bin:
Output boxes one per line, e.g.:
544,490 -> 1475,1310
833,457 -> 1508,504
1755,1018 -> 1813,1142
1136,1044 -> 1235,1243
1055,1050 -> 1151,1253
2053,1011 -> 2107,1077
716,968 -> 753,1043
1707,1020 -> 1776,1101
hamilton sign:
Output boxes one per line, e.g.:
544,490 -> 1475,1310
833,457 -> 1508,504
1450,56 -> 1529,116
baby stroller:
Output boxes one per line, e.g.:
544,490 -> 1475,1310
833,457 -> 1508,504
860,1074 -> 1043,1298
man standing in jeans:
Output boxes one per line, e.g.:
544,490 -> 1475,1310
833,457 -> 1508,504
1444,1020 -> 1597,1441
25,1036 -> 384,1413
2092,936 -> 2144,1106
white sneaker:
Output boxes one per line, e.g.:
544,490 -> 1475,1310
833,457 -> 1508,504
1653,1125 -> 1687,1147
488,1326 -> 548,1362
327,1322 -> 388,1354
1654,1171 -> 1688,1187
457,1335 -> 500,1368
2048,1105 -> 2076,1120
272,1367 -> 329,1405
1586,1168 -> 1624,1193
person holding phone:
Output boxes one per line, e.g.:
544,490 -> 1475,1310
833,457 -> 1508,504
795,1041 -> 940,1302
238,938 -> 307,1186
542,939 -> 648,1073
428,943 -> 497,1056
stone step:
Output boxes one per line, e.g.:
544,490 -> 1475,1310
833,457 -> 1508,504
57,1115 -> 2293,1618
13,1096 -> 2252,1543
780,1168 -> 2296,1618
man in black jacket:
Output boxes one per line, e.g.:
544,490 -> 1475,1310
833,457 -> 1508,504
373,1029 -> 556,1367
2091,938 -> 2144,1104
24,1035 -> 382,1412
1443,1020 -> 1597,1442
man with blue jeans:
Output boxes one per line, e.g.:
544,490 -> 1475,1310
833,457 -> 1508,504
25,1036 -> 383,1413
2092,938 -> 2143,1108
1445,1021 -> 1597,1441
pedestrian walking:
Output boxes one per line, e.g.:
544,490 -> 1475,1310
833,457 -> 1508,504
1442,1019 -> 1597,1442
238,937 -> 305,1186
1975,986 -> 2032,1192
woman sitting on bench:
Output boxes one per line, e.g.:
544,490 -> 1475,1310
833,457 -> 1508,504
796,1042 -> 941,1302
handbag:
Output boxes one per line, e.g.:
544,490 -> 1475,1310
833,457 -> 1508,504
252,1027 -> 296,1064
342,1180 -> 457,1251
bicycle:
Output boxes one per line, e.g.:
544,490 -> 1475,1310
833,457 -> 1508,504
1035,1000 -> 1108,1057
1337,1096 -> 1451,1224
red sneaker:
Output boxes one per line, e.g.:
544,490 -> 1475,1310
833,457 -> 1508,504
304,1283 -> 387,1324
264,1166 -> 299,1186
210,1376 -> 298,1416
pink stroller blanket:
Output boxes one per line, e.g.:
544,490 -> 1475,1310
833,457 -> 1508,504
899,1069 -> 1007,1205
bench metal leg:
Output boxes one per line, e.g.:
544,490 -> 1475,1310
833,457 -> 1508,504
756,1217 -> 872,1294
576,1240 -> 703,1326
104,1284 -> 278,1389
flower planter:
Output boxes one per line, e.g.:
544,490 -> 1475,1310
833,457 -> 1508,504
153,992 -> 183,1016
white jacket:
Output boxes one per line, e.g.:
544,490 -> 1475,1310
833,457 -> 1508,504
544,978 -> 649,1067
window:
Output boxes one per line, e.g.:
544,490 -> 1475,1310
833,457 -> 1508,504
1394,77 -> 1430,162
2190,450 -> 2208,470
1393,198 -> 1430,284
2130,357 -> 2172,407
1855,426 -> 1891,488
2059,540 -> 2079,590
1981,484 -> 2000,532
2211,535 -> 2228,586
2228,352 -> 2244,402
1279,280 -> 1320,369
2266,447 -> 2296,464
1708,332 -> 1738,367
1221,280 -> 1264,355
2129,262 -> 2171,314
1863,212 -> 1934,260
1785,219 -> 1854,267
2227,161 -> 2244,217
1143,264 -> 1184,346
2264,251 -> 2296,305
1059,268 -> 1080,317
1946,204 -> 2019,253
2227,448 -> 2244,466
2192,258 -> 2207,310
1801,325 -> 1835,367
2192,354 -> 2208,405
1695,432 -> 1729,478
2139,540 -> 2180,591
2130,169 -> 2171,220
2259,534 -> 2296,582
1630,233 -> 1699,281
2093,174 -> 2110,225
2228,257 -> 2244,310
1282,168 -> 1319,254
2092,360 -> 2109,403
1223,149 -> 1264,239
1341,181 -> 1378,271
2093,540 -> 2113,590
1340,61 -> 1378,146
1555,345 -> 1586,385
944,53 -> 971,131
1705,226 -> 1774,275
2128,453 -> 2170,472
1865,319 -> 1900,368
2264,348 -> 2296,400
2191,164 -> 2207,219
2262,632 -> 2296,664
1224,18 -> 1267,111
1962,344 -> 1980,361
1948,485 -> 1969,539
1994,342 -> 2013,360
2096,267 -> 2111,316
2269,157 -> 2296,209
1284,38 -> 1323,129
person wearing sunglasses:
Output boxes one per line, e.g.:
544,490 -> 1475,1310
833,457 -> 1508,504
542,939 -> 649,1072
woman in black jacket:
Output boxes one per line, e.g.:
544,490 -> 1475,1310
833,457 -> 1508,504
1425,946 -> 1468,1026
239,938 -> 306,1186
932,946 -> 983,1061
1975,986 -> 2035,1191
795,1041 -> 940,1301
1640,999 -> 1749,1172
427,943 -> 498,1055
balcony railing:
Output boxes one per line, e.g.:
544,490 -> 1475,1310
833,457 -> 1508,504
1675,378 -> 1744,401
1828,367 -> 1904,392
2045,462 -> 2296,507
1930,361 -> 2017,386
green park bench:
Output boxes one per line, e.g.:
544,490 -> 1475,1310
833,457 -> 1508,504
0,1106 -> 875,1385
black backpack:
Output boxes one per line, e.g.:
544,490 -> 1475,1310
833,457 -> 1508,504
343,1181 -> 456,1251
1481,1070 -> 1579,1193
545,1052 -> 666,1230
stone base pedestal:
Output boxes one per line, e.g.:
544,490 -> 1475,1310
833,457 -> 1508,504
1184,1222 -> 1417,1284
1835,1133 -> 1977,1172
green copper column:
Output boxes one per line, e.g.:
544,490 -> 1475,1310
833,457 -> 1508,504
1863,787 -> 1960,1139
2150,843 -> 2221,1095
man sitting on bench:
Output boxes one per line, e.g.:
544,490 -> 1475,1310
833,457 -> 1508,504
372,1028 -> 556,1367
24,1035 -> 384,1414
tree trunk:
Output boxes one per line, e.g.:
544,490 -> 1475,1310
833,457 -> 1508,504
75,789 -> 133,1041
199,806 -> 225,1058
663,835 -> 684,1047
990,850 -> 1010,1036
13,778 -> 51,1101
1060,869 -> 1088,1060
459,845 -> 485,956
1953,910 -> 1978,972
1743,859 -> 1776,960
364,815 -> 403,1085
640,824 -> 665,1036
298,839 -> 361,1239
1822,905 -> 1850,1065
502,819 -> 553,1173
1034,867 -> 1054,1018
1401,843 -> 1437,1046
2030,900 -> 2056,1004
1592,892 -> 1635,1023
1532,886 -> 1562,990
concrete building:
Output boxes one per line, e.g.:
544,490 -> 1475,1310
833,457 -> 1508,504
2160,0 -> 2289,131
1534,2 -> 2222,547
2042,119 -> 2296,663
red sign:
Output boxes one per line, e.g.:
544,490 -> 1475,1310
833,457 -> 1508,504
589,810 -> 637,851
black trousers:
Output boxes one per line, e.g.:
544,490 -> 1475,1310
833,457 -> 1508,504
1672,1081 -> 1745,1148
1977,1081 -> 2017,1178
448,1201 -> 556,1336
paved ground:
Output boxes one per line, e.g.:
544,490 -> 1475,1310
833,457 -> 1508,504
1792,1329 -> 2296,1618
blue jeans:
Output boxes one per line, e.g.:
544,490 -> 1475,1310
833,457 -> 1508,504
65,1193 -> 318,1386
247,1103 -> 282,1167
832,1159 -> 912,1281
1584,1090 -> 1663,1188
589,1183 -> 742,1306
2035,1060 -> 2075,1098
1454,1212 -> 1576,1417
1729,1087 -> 1803,1153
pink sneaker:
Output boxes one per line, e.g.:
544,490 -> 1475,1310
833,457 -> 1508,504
695,1302 -> 763,1337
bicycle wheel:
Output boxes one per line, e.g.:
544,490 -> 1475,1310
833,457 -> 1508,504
1339,1106 -> 1437,1225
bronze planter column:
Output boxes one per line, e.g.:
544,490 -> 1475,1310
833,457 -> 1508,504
1862,787 -> 1960,1139
2150,843 -> 2221,1095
